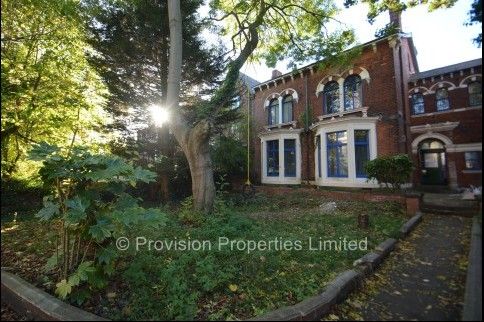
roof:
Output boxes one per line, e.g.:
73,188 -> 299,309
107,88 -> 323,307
239,72 -> 260,89
252,33 -> 414,90
409,58 -> 482,81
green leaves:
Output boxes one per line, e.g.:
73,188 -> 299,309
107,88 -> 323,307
365,154 -> 414,190
56,261 -> 95,299
65,196 -> 89,225
89,219 -> 114,242
36,197 -> 60,221
1,0 -> 108,178
55,279 -> 72,299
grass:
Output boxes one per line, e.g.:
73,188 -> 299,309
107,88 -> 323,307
1,189 -> 405,321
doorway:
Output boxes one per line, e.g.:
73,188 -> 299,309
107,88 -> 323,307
419,139 -> 447,185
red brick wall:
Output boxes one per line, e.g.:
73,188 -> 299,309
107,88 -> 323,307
407,64 -> 482,188
251,38 -> 403,182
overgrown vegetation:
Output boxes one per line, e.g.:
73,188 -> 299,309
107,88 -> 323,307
28,142 -> 166,301
2,189 -> 405,320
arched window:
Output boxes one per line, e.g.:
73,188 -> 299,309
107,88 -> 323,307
268,98 -> 279,125
468,81 -> 482,106
420,140 -> 445,150
411,93 -> 425,115
435,88 -> 450,111
323,81 -> 340,114
344,75 -> 362,111
282,95 -> 293,123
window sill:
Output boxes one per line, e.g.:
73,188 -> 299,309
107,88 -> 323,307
462,170 -> 482,174
317,107 -> 369,121
264,121 -> 297,130
411,105 -> 482,117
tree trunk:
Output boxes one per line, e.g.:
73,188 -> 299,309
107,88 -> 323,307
184,121 -> 216,213
166,0 -> 215,212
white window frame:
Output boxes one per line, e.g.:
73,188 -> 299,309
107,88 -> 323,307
260,129 -> 302,185
313,117 -> 379,188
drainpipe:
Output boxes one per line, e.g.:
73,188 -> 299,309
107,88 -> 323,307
304,71 -> 310,185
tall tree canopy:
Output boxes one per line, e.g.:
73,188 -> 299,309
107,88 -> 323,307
343,0 -> 458,23
85,0 -> 225,133
1,0 -> 109,178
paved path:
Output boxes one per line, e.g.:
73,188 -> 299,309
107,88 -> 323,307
326,214 -> 472,321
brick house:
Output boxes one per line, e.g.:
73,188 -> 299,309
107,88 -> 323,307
248,14 -> 482,190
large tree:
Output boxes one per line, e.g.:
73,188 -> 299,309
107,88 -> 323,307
166,0 -> 356,212
85,0 -> 225,132
1,0 -> 109,179
85,0 -> 229,201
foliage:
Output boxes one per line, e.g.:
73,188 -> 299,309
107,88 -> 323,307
374,21 -> 400,38
28,142 -> 166,300
211,135 -> 247,180
110,128 -> 192,201
1,0 -> 109,178
2,188 -> 406,320
115,194 -> 404,320
210,0 -> 355,70
343,0 -> 458,23
466,0 -> 482,46
365,154 -> 414,190
85,0 -> 225,132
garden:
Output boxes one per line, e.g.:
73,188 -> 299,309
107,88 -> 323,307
1,176 -> 405,320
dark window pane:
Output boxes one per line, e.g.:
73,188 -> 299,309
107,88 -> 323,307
344,75 -> 362,111
267,140 -> 279,176
282,95 -> 293,123
324,81 -> 340,114
316,135 -> 322,178
268,99 -> 279,125
284,139 -> 296,177
412,93 -> 425,114
326,130 -> 348,177
469,82 -> 482,106
436,88 -> 450,111
355,130 -> 369,177
465,151 -> 482,170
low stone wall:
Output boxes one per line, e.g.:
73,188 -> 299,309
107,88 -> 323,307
256,185 -> 423,216
256,185 -> 406,203
1,270 -> 108,321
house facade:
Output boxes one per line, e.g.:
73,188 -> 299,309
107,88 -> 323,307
249,21 -> 482,190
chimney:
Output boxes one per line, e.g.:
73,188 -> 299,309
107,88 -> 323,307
389,10 -> 402,32
271,69 -> 282,79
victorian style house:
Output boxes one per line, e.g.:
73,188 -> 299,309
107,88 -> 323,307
249,14 -> 482,190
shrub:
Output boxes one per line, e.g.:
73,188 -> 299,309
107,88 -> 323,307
211,136 -> 246,180
365,154 -> 413,190
28,142 -> 166,301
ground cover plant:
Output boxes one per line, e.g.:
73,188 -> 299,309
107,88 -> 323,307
1,187 -> 405,320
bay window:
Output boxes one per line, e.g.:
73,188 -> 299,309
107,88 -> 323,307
354,130 -> 370,177
327,131 -> 348,177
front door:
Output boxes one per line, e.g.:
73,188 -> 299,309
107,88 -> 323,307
420,140 -> 447,185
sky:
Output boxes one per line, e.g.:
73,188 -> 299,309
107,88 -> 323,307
238,0 -> 482,82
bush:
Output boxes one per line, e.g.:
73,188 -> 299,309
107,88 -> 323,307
365,154 -> 413,190
28,142 -> 166,301
211,136 -> 246,180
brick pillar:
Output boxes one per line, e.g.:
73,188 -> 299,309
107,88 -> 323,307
405,192 -> 423,216
447,154 -> 458,190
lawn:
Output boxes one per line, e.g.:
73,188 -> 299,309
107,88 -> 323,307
1,189 -> 405,320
